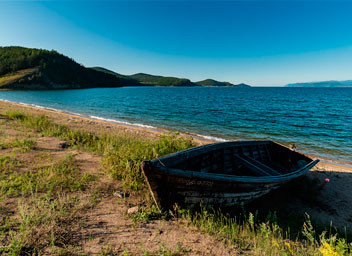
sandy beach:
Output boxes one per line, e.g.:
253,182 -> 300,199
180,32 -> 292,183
0,99 -> 351,254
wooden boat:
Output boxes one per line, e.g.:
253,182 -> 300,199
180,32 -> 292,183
141,140 -> 319,211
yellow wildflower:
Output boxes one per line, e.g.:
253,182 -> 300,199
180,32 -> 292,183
319,242 -> 339,256
272,239 -> 280,248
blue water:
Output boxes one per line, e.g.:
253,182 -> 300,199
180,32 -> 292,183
1,87 -> 351,163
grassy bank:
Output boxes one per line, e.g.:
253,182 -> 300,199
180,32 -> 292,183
1,111 -> 351,255
5,111 -> 195,191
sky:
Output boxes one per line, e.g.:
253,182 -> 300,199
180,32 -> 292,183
1,1 -> 352,86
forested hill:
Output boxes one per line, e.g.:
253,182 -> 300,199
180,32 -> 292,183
129,73 -> 199,86
0,46 -> 141,89
90,67 -> 141,86
195,79 -> 251,87
196,79 -> 234,87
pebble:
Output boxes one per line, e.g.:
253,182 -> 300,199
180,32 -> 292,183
127,206 -> 139,215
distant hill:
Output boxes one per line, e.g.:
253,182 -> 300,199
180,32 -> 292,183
90,67 -> 141,86
233,83 -> 251,88
196,79 -> 234,87
129,73 -> 199,87
0,46 -> 140,89
286,80 -> 352,87
90,67 -> 127,78
195,79 -> 251,87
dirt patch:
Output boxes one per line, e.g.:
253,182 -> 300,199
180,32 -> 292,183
77,197 -> 236,255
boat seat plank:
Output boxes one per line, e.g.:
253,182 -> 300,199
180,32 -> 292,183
239,154 -> 282,176
264,144 -> 272,162
233,154 -> 271,176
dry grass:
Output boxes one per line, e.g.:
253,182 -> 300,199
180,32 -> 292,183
0,67 -> 39,87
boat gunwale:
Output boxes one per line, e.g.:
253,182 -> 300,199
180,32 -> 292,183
148,159 -> 319,183
145,140 -> 319,183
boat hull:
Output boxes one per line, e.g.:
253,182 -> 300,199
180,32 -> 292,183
142,165 -> 283,209
141,140 -> 319,210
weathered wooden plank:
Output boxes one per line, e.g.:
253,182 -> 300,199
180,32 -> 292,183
240,154 -> 282,176
233,154 -> 271,176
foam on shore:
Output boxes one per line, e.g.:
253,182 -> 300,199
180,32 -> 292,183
89,115 -> 156,130
193,133 -> 230,142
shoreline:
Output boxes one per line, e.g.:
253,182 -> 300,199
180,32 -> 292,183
0,99 -> 230,144
0,99 -> 351,171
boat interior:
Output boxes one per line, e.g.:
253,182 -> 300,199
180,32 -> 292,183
160,141 -> 312,177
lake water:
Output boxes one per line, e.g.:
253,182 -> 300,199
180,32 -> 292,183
0,87 -> 351,163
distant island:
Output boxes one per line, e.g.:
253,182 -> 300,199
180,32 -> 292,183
195,79 -> 250,88
286,80 -> 352,87
0,46 -> 250,90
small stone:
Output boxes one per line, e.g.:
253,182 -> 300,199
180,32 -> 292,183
113,191 -> 124,198
59,141 -> 70,149
127,206 -> 139,215
113,191 -> 129,198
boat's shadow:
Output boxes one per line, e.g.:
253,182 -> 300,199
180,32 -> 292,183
203,170 -> 352,236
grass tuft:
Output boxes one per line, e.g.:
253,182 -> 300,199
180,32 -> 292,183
0,194 -> 85,255
102,134 -> 195,190
179,207 -> 352,255
12,138 -> 36,152
0,154 -> 95,197
6,111 -> 27,121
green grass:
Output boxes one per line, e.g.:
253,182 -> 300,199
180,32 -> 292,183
0,154 -> 96,197
0,137 -> 36,152
6,111 -> 195,190
12,138 -> 36,152
0,155 -> 20,173
0,139 -> 9,149
179,207 -> 352,255
0,194 -> 86,255
6,112 -> 26,121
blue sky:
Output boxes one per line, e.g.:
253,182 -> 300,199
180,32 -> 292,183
1,1 -> 352,86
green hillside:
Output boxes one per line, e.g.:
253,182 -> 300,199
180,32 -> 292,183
196,79 -> 251,87
90,67 -> 141,86
196,79 -> 234,87
233,83 -> 251,88
0,46 -> 138,89
129,73 -> 199,86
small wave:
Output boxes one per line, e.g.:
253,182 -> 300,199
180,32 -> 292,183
88,115 -> 156,129
4,100 -> 67,113
194,133 -> 229,142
